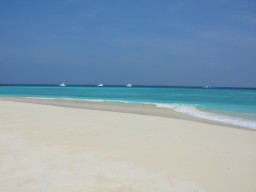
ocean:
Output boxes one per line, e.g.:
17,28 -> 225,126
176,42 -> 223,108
1,85 -> 256,129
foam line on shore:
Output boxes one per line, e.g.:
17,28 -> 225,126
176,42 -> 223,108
2,97 -> 256,130
23,96 -> 256,130
155,103 -> 256,129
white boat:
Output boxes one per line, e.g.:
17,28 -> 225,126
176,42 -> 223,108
204,85 -> 210,88
97,84 -> 104,87
59,83 -> 66,87
126,83 -> 132,87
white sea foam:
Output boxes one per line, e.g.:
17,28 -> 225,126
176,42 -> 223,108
63,97 -> 132,104
26,96 -> 133,104
25,96 -> 256,129
155,103 -> 256,129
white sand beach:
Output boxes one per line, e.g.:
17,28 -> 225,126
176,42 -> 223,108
1,99 -> 256,192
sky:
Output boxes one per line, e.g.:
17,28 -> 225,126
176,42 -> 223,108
0,0 -> 256,87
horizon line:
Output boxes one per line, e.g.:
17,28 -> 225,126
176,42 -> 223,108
1,83 -> 256,89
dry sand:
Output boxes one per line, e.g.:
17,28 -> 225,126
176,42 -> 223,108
1,99 -> 256,192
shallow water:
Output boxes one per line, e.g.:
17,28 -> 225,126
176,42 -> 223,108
1,85 -> 256,129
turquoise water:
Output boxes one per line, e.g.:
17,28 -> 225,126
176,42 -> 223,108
1,86 -> 256,129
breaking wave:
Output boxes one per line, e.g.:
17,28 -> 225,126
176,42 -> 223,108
154,103 -> 256,129
25,97 -> 256,129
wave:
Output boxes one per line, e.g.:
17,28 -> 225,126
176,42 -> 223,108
25,96 -> 133,103
25,96 -> 256,129
62,98 -> 133,104
154,103 -> 256,129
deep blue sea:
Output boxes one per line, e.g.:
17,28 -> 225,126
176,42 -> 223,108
1,85 -> 256,129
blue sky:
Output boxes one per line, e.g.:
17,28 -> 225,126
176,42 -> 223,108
0,0 -> 256,87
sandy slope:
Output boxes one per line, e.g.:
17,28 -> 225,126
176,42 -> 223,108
1,100 -> 256,192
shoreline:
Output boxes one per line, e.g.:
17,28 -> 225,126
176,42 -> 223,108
1,99 -> 256,191
0,96 -> 254,131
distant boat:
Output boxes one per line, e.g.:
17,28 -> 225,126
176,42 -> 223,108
126,83 -> 132,87
204,85 -> 210,88
59,83 -> 66,87
97,84 -> 104,87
